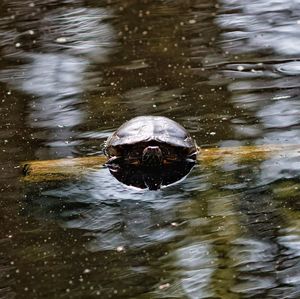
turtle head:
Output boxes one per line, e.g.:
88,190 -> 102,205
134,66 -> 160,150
142,146 -> 163,167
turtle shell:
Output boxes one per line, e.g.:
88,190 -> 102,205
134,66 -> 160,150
105,116 -> 197,157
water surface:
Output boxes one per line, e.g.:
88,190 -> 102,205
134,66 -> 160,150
1,0 -> 300,298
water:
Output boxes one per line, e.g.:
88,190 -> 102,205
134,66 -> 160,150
1,0 -> 300,298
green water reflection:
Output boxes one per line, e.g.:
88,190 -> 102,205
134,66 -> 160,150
1,0 -> 300,298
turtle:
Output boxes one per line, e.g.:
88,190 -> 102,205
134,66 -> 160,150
104,116 -> 198,167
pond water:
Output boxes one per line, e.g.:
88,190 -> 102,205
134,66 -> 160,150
1,0 -> 300,298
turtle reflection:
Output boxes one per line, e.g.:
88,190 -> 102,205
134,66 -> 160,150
107,161 -> 195,190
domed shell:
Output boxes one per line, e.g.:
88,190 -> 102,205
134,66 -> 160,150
106,116 -> 196,149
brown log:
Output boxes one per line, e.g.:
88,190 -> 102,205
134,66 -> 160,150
22,156 -> 107,182
22,144 -> 299,183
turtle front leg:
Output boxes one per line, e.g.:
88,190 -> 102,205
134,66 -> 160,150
186,150 -> 198,163
105,156 -> 123,165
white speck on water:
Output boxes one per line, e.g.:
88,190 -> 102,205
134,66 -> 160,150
210,132 -> 216,136
237,65 -> 244,71
116,246 -> 125,252
272,95 -> 290,100
56,37 -> 67,43
159,283 -> 170,290
188,19 -> 196,24
153,104 -> 157,108
15,43 -> 21,48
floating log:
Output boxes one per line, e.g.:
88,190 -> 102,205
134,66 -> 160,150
22,144 -> 300,183
22,156 -> 107,182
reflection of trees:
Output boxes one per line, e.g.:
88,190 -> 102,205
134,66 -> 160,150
0,2 -> 116,297
22,167 -> 207,297
2,0 -> 300,298
153,159 -> 300,299
208,2 -> 300,295
22,156 -> 298,298
0,0 -> 116,159
214,0 -> 300,147
89,0 -> 237,145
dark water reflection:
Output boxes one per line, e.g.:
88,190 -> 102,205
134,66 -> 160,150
107,161 -> 195,190
1,0 -> 300,298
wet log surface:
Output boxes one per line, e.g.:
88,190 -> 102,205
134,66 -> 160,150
22,144 -> 300,182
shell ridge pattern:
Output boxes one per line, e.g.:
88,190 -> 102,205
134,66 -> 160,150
106,116 -> 197,149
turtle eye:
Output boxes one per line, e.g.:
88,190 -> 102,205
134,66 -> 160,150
132,150 -> 141,158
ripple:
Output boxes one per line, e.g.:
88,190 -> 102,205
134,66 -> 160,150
276,61 -> 300,75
